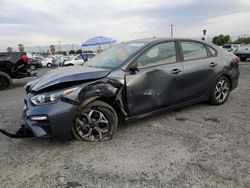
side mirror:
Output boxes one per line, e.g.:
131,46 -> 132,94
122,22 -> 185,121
129,64 -> 139,74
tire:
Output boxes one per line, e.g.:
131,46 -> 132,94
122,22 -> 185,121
47,63 -> 52,68
0,71 -> 12,90
240,57 -> 247,62
72,100 -> 118,141
209,76 -> 231,105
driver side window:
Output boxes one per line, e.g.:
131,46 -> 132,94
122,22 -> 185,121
137,42 -> 176,68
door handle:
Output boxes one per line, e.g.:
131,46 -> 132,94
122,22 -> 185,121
170,69 -> 182,75
209,62 -> 217,67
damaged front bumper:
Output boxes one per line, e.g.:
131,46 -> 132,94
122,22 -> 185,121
22,95 -> 78,139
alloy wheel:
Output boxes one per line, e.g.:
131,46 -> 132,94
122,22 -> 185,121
75,109 -> 110,141
214,79 -> 229,103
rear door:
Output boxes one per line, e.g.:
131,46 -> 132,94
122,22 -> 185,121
125,41 -> 183,116
179,41 -> 218,101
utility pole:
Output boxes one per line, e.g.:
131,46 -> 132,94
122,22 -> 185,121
38,46 -> 41,54
58,41 -> 61,52
170,24 -> 174,38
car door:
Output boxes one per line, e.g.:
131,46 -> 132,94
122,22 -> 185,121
125,42 -> 183,116
179,41 -> 218,101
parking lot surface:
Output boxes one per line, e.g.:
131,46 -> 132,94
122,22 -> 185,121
0,64 -> 249,187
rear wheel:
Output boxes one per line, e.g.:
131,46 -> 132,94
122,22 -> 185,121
209,76 -> 230,105
0,72 -> 12,90
72,100 -> 118,141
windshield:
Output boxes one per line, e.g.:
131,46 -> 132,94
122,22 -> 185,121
85,42 -> 146,69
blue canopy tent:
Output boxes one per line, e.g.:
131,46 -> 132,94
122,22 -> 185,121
82,36 -> 116,53
82,36 -> 116,47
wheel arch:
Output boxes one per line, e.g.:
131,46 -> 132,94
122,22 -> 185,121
220,73 -> 233,91
77,80 -> 127,124
0,61 -> 13,76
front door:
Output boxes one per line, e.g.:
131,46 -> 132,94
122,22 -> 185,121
125,42 -> 183,117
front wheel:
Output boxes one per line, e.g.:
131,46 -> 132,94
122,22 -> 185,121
72,100 -> 118,141
209,76 -> 231,105
0,71 -> 12,90
47,63 -> 52,68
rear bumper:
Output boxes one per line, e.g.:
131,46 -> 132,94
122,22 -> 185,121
22,97 -> 78,139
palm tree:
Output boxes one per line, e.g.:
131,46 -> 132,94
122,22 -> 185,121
18,44 -> 25,52
7,47 -> 13,53
50,45 -> 56,55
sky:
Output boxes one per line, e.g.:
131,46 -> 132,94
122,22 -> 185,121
0,0 -> 250,51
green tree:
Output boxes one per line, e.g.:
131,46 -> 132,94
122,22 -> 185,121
18,44 -> 25,52
233,37 -> 250,44
50,45 -> 56,55
76,49 -> 82,54
69,50 -> 76,54
212,35 -> 231,46
7,47 -> 13,53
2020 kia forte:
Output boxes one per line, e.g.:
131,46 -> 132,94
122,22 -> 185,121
23,38 -> 240,141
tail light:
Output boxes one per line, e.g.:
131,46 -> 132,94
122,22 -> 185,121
22,54 -> 28,64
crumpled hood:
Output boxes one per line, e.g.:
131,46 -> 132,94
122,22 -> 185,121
28,66 -> 111,92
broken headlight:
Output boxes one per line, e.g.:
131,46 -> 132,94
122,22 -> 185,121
30,87 -> 78,105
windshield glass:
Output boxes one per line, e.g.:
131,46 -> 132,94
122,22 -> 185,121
84,42 -> 146,69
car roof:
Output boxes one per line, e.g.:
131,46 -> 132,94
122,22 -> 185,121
126,37 -> 215,46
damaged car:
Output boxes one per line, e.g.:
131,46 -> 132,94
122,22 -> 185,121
23,38 -> 240,141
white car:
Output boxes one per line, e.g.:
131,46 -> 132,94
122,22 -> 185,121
42,57 -> 53,67
64,55 -> 84,66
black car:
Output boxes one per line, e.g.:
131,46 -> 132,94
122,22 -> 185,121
28,58 -> 43,70
23,38 -> 240,141
0,52 -> 31,90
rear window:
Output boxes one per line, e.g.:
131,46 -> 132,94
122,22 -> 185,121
181,42 -> 207,61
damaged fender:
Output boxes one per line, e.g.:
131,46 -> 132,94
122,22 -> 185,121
65,77 -> 127,119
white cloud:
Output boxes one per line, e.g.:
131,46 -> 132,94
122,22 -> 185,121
0,0 -> 249,51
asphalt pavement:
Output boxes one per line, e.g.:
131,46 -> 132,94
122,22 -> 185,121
0,63 -> 249,187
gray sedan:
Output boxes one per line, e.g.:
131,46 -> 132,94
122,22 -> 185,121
23,38 -> 240,141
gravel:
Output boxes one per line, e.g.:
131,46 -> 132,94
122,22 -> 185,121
0,63 -> 249,187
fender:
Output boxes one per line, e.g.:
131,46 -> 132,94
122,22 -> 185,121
77,78 -> 127,117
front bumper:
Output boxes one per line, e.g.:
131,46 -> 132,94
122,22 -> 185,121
22,95 -> 78,139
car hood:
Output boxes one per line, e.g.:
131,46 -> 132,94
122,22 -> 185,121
28,66 -> 111,92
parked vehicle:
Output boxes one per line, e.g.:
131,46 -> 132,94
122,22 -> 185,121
57,56 -> 74,67
0,52 -> 31,90
23,38 -> 240,141
63,53 -> 96,66
82,52 -> 96,59
42,57 -> 53,67
234,45 -> 250,62
63,54 -> 84,66
28,58 -> 43,70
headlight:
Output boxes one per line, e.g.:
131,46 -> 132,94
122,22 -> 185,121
31,87 -> 78,105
